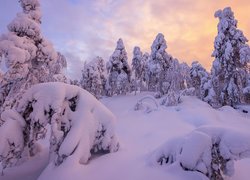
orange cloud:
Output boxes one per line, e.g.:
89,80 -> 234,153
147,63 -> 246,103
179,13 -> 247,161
108,0 -> 250,71
124,0 -> 250,70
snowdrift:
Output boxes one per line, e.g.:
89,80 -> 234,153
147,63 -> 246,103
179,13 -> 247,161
149,126 -> 250,179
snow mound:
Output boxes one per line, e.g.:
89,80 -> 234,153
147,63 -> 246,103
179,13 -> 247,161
149,126 -> 250,179
134,95 -> 158,113
0,82 -> 119,172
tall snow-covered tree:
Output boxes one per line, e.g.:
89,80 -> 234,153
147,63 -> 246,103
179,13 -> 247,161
0,0 -> 67,113
147,33 -> 172,96
211,7 -> 250,106
80,56 -> 106,99
131,46 -> 146,92
107,38 -> 131,96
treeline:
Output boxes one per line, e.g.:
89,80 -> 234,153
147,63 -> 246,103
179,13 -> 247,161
72,7 -> 250,108
0,0 -> 249,114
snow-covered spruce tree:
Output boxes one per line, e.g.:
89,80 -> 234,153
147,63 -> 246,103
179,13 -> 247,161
0,0 -> 67,114
147,33 -> 188,98
147,33 -> 171,94
131,46 -> 147,93
80,56 -> 106,99
211,7 -> 250,107
0,82 -> 119,171
190,61 -> 209,97
107,38 -> 131,96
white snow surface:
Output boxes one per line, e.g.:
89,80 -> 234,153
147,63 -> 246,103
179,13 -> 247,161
1,92 -> 250,180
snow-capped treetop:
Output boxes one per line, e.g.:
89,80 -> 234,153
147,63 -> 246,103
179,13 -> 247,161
132,46 -> 143,65
151,33 -> 167,62
212,7 -> 250,76
20,0 -> 40,13
214,7 -> 237,32
8,0 -> 42,41
108,38 -> 130,75
20,0 -> 41,23
149,33 -> 172,73
116,38 -> 125,50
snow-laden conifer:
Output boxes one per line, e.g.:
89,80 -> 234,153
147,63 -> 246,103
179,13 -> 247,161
80,56 -> 106,99
0,0 -> 67,113
211,7 -> 250,106
107,39 -> 131,96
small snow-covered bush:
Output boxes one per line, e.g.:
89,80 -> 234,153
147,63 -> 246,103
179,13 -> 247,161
149,126 -> 250,180
0,82 -> 119,171
181,87 -> 196,96
134,95 -> 158,113
160,90 -> 181,106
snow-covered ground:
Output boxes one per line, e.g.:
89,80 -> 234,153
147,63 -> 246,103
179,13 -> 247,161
2,92 -> 250,180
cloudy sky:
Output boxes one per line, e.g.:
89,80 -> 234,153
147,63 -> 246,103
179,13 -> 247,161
0,0 -> 250,79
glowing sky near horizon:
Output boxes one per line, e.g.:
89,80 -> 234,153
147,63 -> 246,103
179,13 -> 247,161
0,0 -> 250,79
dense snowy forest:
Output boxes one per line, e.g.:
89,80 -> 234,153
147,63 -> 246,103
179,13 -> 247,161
0,0 -> 250,180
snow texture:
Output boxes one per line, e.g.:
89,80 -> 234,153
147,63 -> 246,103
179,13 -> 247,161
1,93 -> 250,180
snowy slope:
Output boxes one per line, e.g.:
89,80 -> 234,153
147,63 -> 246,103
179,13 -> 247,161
2,92 -> 250,180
